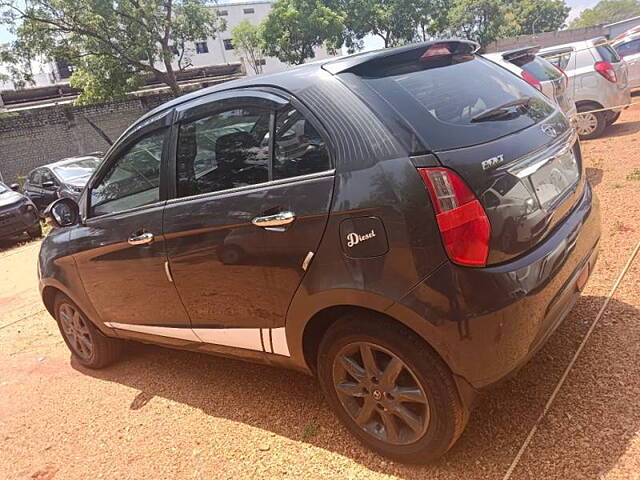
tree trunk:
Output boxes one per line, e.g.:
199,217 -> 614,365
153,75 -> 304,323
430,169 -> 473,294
162,63 -> 181,97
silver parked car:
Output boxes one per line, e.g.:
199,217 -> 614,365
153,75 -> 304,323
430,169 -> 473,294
484,46 -> 576,121
540,37 -> 631,139
612,32 -> 640,89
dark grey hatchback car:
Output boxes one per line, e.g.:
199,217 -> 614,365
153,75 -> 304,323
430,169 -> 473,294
39,41 -> 600,462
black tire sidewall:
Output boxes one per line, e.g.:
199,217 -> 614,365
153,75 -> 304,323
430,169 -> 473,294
317,317 -> 463,463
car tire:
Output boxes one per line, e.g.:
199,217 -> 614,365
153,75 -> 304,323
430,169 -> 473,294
576,105 -> 607,139
606,111 -> 621,126
54,293 -> 122,369
27,223 -> 43,239
317,314 -> 467,463
217,245 -> 244,265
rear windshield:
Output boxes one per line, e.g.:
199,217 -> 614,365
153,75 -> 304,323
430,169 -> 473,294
350,56 -> 555,151
510,55 -> 562,81
596,43 -> 621,63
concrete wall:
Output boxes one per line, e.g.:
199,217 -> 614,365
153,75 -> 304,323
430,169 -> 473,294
0,94 -> 171,183
484,25 -> 606,53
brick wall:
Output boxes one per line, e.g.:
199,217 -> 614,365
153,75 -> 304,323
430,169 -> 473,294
0,94 -> 172,183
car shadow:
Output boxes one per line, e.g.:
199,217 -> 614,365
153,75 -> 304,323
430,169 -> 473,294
586,167 -> 603,187
73,296 -> 639,478
0,234 -> 39,255
601,119 -> 640,139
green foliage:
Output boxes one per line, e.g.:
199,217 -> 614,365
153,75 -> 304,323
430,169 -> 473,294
571,0 -> 640,28
260,0 -> 345,65
232,20 -> 265,74
0,0 -> 225,101
0,39 -> 34,87
501,0 -> 571,36
448,0 -> 570,47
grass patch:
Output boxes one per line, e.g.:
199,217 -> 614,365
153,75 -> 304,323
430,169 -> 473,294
627,169 -> 640,181
302,422 -> 321,440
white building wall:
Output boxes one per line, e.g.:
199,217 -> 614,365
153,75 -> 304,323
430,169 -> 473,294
168,0 -> 340,75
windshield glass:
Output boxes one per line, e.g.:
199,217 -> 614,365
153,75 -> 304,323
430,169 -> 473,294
353,56 -> 555,151
0,183 -> 7,194
53,157 -> 101,182
511,55 -> 562,81
596,43 -> 621,63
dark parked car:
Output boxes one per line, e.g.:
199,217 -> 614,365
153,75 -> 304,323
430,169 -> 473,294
0,182 -> 41,239
24,156 -> 102,211
39,41 -> 600,463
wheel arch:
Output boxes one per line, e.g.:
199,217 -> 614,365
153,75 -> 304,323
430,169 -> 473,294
575,100 -> 603,111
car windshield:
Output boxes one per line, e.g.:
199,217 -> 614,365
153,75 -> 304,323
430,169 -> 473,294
354,55 -> 555,151
0,183 -> 7,194
596,43 -> 621,63
52,158 -> 101,182
510,55 -> 562,81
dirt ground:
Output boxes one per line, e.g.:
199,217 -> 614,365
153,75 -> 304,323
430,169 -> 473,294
1,103 -> 640,480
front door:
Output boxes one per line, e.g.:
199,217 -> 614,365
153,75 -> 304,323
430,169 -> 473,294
72,114 -> 192,339
162,91 -> 335,354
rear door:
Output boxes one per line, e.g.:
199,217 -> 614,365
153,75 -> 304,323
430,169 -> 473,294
163,90 -> 334,353
24,169 -> 46,210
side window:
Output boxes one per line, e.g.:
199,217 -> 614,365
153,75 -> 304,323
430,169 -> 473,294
273,106 -> 330,180
29,170 -> 42,185
90,129 -> 165,216
176,106 -> 270,197
543,51 -> 571,70
616,39 -> 640,57
40,169 -> 56,186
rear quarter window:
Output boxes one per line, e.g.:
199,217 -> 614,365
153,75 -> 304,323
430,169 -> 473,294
596,44 -> 621,63
510,55 -> 562,81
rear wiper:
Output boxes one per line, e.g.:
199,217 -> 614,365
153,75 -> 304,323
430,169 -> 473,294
471,97 -> 533,123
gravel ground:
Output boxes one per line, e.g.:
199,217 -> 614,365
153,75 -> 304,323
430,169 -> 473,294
1,103 -> 639,480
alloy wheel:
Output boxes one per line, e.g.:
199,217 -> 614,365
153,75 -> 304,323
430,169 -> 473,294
59,303 -> 94,361
576,112 -> 598,136
332,342 -> 430,445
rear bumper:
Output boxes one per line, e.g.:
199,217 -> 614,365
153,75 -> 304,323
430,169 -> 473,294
397,182 -> 600,389
0,208 -> 40,238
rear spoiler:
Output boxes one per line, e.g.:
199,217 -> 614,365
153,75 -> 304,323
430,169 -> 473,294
501,46 -> 541,61
323,40 -> 480,75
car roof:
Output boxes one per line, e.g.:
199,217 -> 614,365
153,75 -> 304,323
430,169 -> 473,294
613,32 -> 640,44
128,39 -> 479,135
539,36 -> 608,53
31,155 -> 100,172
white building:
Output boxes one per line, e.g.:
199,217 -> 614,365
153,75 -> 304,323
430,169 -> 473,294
169,0 -> 340,76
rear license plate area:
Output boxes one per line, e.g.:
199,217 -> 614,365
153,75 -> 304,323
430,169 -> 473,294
529,147 -> 580,210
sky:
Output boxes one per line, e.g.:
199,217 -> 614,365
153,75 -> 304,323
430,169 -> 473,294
0,0 -> 601,45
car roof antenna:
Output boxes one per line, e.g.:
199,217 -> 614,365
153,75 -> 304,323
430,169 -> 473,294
83,115 -> 113,146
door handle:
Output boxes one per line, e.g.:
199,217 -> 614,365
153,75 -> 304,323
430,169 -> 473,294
251,211 -> 296,231
128,231 -> 154,246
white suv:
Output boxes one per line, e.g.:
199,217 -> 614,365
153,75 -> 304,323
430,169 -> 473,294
540,37 -> 631,139
613,32 -> 640,90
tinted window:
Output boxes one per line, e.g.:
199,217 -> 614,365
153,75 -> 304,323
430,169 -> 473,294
29,170 -> 42,185
354,56 -> 555,151
542,50 -> 572,70
40,169 -> 56,184
91,130 -> 164,216
510,55 -> 562,80
273,106 -> 330,180
176,106 -> 270,197
596,43 -> 621,63
52,158 -> 100,182
615,39 -> 640,57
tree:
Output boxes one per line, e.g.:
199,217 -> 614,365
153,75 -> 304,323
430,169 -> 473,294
232,20 -> 265,75
448,0 -> 505,46
336,0 -> 422,49
0,0 -> 225,103
260,0 -> 344,65
0,40 -> 33,88
501,0 -> 570,36
570,0 -> 640,28
415,0 -> 452,41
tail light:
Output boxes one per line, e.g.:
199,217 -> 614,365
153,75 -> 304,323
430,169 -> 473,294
521,70 -> 542,91
418,168 -> 491,267
595,61 -> 617,83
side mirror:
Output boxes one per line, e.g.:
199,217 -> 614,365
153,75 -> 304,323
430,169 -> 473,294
44,198 -> 80,228
42,181 -> 57,189
9,183 -> 20,191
